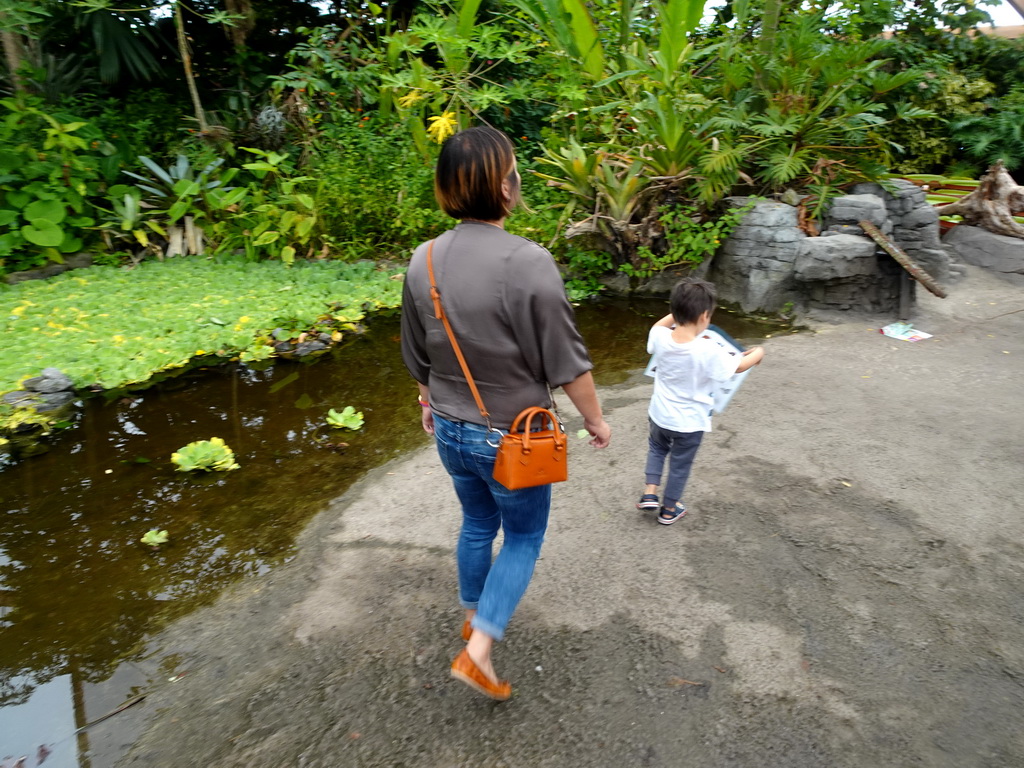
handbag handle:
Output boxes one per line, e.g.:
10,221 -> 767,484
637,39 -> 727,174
425,240 -> 493,429
509,407 -> 565,453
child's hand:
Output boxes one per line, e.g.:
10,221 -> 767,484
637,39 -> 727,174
737,346 -> 764,371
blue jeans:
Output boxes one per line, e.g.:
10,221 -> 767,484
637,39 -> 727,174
644,419 -> 704,509
432,413 -> 552,642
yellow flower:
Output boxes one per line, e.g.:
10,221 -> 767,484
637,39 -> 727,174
11,305 -> 26,317
398,90 -> 425,108
426,111 -> 457,144
112,335 -> 126,343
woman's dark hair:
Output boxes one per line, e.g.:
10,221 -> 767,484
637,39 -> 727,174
670,277 -> 717,325
435,126 -> 520,221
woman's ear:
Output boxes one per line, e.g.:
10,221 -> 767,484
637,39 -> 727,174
502,162 -> 521,209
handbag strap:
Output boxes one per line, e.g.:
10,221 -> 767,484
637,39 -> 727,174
425,239 -> 492,428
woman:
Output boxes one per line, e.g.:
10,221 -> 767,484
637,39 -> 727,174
401,126 -> 611,700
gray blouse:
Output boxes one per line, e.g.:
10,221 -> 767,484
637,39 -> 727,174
401,221 -> 593,430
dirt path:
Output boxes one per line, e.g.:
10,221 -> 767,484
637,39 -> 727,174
118,266 -> 1024,768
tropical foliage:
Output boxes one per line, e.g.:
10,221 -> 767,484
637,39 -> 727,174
0,0 -> 1019,392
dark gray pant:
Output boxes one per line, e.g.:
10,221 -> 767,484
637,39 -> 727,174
644,419 -> 704,509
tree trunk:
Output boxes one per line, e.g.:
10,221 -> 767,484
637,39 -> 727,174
223,0 -> 255,52
175,1 -> 208,133
759,0 -> 781,54
936,161 -> 1024,240
0,17 -> 25,92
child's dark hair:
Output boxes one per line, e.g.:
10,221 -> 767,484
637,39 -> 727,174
670,278 -> 717,325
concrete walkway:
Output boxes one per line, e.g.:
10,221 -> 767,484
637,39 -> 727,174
120,266 -> 1024,768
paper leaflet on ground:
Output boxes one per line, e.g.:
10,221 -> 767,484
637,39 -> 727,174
879,322 -> 933,342
644,324 -> 750,415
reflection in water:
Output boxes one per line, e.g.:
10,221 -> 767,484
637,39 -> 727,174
0,298 -> 779,761
0,675 -> 77,767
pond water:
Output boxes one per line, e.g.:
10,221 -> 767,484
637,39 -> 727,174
0,299 -> 780,766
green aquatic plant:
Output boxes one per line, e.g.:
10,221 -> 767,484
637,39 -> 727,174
326,406 -> 364,430
0,258 -> 407,394
171,437 -> 240,472
140,529 -> 170,547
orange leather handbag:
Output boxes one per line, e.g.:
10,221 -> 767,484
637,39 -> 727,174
426,241 -> 568,490
491,406 -> 567,490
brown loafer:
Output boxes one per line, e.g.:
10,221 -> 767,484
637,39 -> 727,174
461,620 -> 472,642
450,649 -> 511,701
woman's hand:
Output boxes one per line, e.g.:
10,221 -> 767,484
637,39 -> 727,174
562,372 -> 610,448
583,417 -> 611,449
421,405 -> 435,435
417,386 -> 434,435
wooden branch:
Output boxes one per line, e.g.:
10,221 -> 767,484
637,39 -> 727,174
936,161 -> 1024,239
859,220 -> 947,299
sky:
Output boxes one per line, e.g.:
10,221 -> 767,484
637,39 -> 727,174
987,0 -> 1024,26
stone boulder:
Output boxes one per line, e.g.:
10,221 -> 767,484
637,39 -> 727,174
23,367 -> 74,394
4,254 -> 93,285
708,198 -> 806,312
294,340 -> 328,357
825,194 -> 891,235
851,180 -> 959,283
794,235 -> 878,281
942,226 -> 1024,276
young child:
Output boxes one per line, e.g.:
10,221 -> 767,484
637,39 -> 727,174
637,277 -> 764,524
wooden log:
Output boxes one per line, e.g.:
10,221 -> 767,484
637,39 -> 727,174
858,220 -> 947,299
935,161 -> 1024,239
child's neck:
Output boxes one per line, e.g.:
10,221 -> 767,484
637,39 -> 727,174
671,321 -> 705,344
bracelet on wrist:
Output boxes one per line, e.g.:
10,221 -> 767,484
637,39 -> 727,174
417,396 -> 430,408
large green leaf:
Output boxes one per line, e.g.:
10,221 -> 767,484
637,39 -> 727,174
0,209 -> 19,227
253,230 -> 280,246
21,220 -> 65,247
656,0 -> 705,72
456,0 -> 484,39
0,231 -> 22,255
0,150 -> 21,173
24,199 -> 67,224
137,155 -> 175,187
6,191 -> 30,209
59,236 -> 83,254
84,9 -> 162,84
562,0 -> 604,80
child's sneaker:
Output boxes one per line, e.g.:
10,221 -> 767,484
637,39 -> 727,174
657,504 -> 687,525
636,493 -> 660,511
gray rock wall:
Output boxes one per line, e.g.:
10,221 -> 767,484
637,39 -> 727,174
850,180 -> 962,283
707,198 -> 806,312
706,183 -> 960,314
942,226 -> 1024,277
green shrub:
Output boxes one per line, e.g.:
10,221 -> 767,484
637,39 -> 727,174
310,117 -> 449,260
626,200 -> 759,280
0,96 -> 112,274
950,86 -> 1024,173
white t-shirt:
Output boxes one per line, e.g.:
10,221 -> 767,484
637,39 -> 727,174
647,326 -> 740,433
